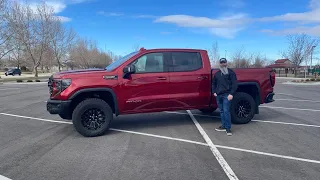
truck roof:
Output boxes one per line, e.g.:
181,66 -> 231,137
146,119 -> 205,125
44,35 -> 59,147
139,47 -> 207,52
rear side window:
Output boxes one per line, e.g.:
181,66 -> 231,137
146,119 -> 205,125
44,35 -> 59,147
171,52 -> 203,72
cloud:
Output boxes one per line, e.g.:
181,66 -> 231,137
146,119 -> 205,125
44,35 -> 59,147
97,11 -> 124,16
160,31 -> 173,35
261,25 -> 320,36
256,0 -> 320,36
209,27 -> 245,38
154,13 -> 249,38
133,14 -> 158,19
18,0 -> 92,22
154,14 -> 249,28
219,0 -> 245,9
55,16 -> 72,22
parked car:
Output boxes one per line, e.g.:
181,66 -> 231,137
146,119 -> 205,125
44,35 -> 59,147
46,48 -> 276,137
5,68 -> 21,76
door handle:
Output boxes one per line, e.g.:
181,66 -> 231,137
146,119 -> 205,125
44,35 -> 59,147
197,76 -> 208,79
157,77 -> 167,80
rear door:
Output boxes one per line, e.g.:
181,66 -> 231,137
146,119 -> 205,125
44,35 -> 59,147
167,51 -> 210,109
120,52 -> 172,113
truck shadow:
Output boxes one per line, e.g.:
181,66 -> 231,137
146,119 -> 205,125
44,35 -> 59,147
110,111 -> 221,131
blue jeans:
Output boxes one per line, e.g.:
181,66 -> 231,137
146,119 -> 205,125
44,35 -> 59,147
216,94 -> 232,129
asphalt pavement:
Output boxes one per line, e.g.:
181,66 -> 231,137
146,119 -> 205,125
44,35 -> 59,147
0,79 -> 319,180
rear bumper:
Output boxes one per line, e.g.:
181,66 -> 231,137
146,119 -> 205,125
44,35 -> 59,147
264,92 -> 275,103
46,99 -> 71,115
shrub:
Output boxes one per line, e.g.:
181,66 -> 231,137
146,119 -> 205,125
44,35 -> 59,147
306,79 -> 310,81
316,78 -> 320,81
27,80 -> 33,82
35,79 -> 41,82
310,78 -> 315,81
17,79 -> 23,82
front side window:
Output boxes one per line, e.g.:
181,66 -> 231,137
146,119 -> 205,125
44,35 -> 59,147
131,53 -> 164,73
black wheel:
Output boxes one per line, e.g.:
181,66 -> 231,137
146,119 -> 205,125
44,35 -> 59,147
199,107 -> 217,114
72,98 -> 113,137
59,113 -> 72,120
230,92 -> 256,124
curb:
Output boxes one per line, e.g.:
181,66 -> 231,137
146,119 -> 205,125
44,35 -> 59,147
282,81 -> 320,86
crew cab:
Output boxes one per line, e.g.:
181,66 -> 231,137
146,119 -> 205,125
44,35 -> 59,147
46,48 -> 275,137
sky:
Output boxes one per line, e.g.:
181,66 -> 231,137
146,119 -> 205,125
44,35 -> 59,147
20,0 -> 320,63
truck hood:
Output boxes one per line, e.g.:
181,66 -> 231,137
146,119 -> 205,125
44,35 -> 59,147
53,68 -> 107,78
54,68 -> 105,75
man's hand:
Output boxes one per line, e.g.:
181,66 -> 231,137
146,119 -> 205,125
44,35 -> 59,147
227,94 -> 233,101
214,93 -> 217,97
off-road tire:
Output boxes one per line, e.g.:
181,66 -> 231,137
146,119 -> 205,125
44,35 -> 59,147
72,98 -> 113,137
199,107 -> 217,114
230,92 -> 256,124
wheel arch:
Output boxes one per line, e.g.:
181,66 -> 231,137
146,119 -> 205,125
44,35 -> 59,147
236,82 -> 260,114
68,88 -> 120,116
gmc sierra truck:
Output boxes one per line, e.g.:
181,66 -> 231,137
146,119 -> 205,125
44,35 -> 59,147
47,48 -> 275,137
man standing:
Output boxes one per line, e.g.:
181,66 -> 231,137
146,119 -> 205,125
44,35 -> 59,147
212,58 -> 238,136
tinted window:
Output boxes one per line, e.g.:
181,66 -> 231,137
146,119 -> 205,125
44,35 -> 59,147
131,53 -> 165,73
171,52 -> 202,72
105,51 -> 138,71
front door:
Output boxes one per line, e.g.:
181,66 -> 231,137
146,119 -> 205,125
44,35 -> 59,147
120,52 -> 172,113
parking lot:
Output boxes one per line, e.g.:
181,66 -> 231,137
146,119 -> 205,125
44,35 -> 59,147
0,80 -> 319,180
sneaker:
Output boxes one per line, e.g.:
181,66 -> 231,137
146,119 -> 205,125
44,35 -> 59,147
215,126 -> 226,132
226,129 -> 232,136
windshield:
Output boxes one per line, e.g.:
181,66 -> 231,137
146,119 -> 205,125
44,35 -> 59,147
105,51 -> 139,71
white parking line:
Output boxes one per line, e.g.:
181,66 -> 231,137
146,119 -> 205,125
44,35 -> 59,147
187,110 -> 239,180
109,128 -> 208,146
276,93 -> 294,96
252,120 -> 320,128
0,113 -> 72,125
261,106 -> 320,112
215,145 -> 320,164
165,111 -> 320,128
0,88 -> 20,91
1,113 -> 320,165
0,175 -> 11,180
275,99 -> 320,103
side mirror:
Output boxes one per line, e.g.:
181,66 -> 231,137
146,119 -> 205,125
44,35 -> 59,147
123,65 -> 136,74
123,65 -> 136,79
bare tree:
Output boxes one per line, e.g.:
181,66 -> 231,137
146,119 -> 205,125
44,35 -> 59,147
252,52 -> 267,68
132,44 -> 140,51
50,20 -> 76,72
6,1 -> 56,77
0,0 -> 14,61
208,41 -> 220,67
231,46 -> 251,68
69,37 -> 112,69
281,34 -> 320,76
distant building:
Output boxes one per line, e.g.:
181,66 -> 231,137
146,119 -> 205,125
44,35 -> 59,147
266,59 -> 296,76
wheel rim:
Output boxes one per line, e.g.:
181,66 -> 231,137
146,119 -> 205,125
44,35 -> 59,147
235,100 -> 252,118
81,108 -> 106,130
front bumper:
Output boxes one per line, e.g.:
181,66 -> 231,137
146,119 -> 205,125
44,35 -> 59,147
264,92 -> 275,103
46,99 -> 72,114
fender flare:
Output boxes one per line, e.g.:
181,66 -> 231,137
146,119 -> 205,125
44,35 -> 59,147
69,88 -> 119,116
237,82 -> 261,114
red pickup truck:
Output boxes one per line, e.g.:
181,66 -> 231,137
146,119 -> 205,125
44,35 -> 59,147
47,48 -> 275,137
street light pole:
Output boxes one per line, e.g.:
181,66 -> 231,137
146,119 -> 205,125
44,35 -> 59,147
311,45 -> 316,69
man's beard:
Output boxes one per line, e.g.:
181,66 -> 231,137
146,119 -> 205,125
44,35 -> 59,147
219,66 -> 229,75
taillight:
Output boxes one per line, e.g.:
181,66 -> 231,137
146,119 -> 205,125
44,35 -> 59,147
50,79 -> 72,97
270,70 -> 276,87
